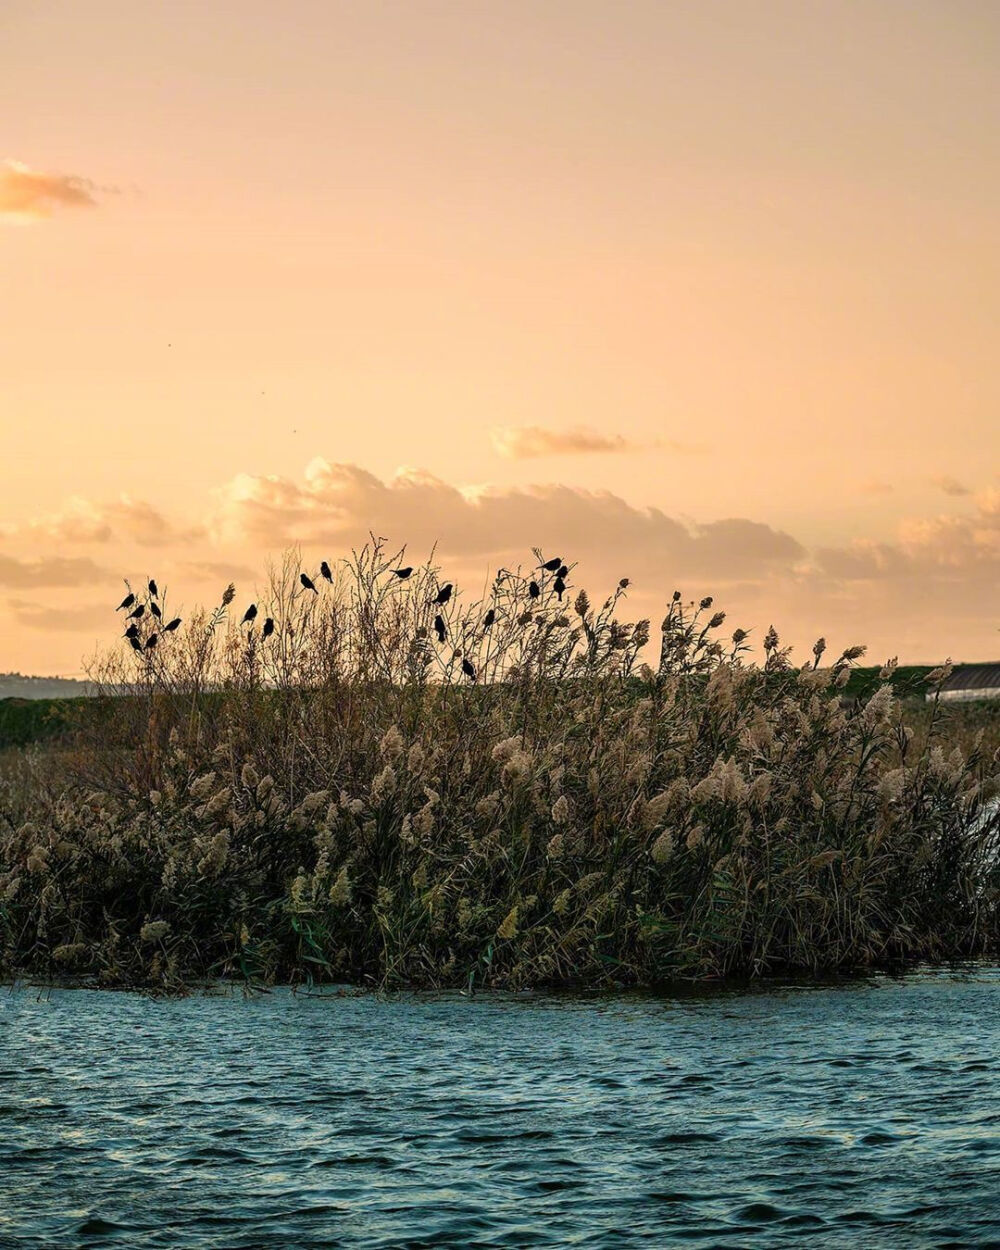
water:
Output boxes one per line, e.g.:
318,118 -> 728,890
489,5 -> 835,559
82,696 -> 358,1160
2,969 -> 998,1248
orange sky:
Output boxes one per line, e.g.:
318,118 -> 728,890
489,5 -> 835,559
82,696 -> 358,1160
2,0 -> 998,674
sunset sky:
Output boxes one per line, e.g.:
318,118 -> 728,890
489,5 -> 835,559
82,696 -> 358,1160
2,0 -> 998,675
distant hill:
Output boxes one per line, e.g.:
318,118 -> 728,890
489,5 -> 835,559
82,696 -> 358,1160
0,672 -> 95,700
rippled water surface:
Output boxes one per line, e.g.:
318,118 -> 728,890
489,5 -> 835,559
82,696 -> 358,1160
2,969 -> 998,1248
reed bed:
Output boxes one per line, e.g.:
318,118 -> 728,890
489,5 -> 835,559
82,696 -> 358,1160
1,542 -> 997,990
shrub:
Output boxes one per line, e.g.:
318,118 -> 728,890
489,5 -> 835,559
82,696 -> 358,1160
1,542 -> 997,990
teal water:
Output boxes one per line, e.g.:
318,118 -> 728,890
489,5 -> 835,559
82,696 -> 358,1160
1,968 -> 998,1248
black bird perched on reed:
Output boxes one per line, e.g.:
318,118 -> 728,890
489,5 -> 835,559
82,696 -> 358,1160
554,577 -> 566,601
556,565 -> 568,579
434,614 -> 447,643
150,601 -> 162,619
392,567 -> 413,579
124,623 -> 139,639
163,617 -> 182,632
483,608 -> 495,629
300,572 -> 318,593
461,657 -> 476,680
262,617 -> 275,638
129,636 -> 142,651
148,579 -> 158,598
241,604 -> 258,625
529,581 -> 540,599
145,634 -> 158,650
539,556 -> 562,572
320,561 -> 332,582
116,592 -> 135,612
432,583 -> 452,605
126,603 -> 145,620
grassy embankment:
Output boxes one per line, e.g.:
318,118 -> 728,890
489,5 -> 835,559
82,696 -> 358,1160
1,544 -> 997,990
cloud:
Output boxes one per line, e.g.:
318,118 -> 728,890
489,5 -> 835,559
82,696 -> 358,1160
808,488 -> 1000,655
929,475 -> 971,498
4,495 -> 200,546
209,458 -> 803,584
205,459 -> 1000,661
0,554 -> 109,589
6,459 -> 999,667
178,559 -> 258,583
7,599 -> 111,633
0,159 -> 106,220
491,425 -> 698,459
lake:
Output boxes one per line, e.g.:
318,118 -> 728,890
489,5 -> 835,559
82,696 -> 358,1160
2,968 -> 998,1247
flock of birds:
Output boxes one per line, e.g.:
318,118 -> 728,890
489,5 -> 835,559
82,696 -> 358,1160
116,556 -> 572,680
115,579 -> 181,651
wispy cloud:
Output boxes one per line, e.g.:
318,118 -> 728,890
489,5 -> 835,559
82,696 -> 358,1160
7,598 -> 111,632
857,479 -> 894,496
0,554 -> 109,588
178,559 -> 258,583
490,425 -> 698,459
0,159 -> 108,220
3,495 -> 200,546
929,475 -> 971,497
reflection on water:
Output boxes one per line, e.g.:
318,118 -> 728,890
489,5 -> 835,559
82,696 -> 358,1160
1,968 -> 998,1247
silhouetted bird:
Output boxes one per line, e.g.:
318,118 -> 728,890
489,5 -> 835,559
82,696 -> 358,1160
434,614 -> 447,643
127,604 -> 145,620
556,565 -> 568,579
164,617 -> 182,632
145,634 -> 158,650
241,604 -> 258,625
554,577 -> 566,601
529,581 -> 540,599
392,567 -> 413,579
320,561 -> 332,582
150,601 -> 162,619
148,579 -> 159,598
540,556 -> 562,572
262,617 -> 275,638
432,583 -> 452,605
116,593 -> 135,612
129,636 -> 142,651
300,573 -> 318,593
461,657 -> 476,680
483,608 -> 496,629
124,623 -> 139,639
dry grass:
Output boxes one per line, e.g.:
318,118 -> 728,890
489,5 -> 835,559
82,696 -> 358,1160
1,542 -> 997,990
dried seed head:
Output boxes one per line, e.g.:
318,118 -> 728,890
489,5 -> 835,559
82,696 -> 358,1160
380,725 -> 405,762
553,888 -> 572,915
497,905 -> 519,940
189,771 -> 217,801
